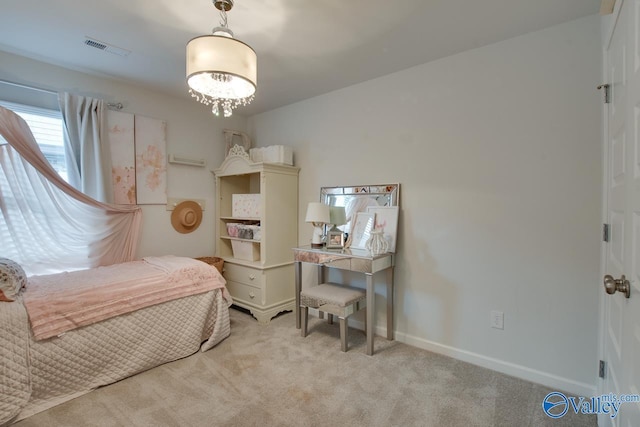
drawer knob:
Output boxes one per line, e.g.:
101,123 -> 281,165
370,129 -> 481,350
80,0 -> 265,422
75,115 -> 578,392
249,274 -> 256,280
249,292 -> 255,299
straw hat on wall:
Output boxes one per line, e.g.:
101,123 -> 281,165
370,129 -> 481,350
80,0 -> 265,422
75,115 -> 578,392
171,200 -> 203,234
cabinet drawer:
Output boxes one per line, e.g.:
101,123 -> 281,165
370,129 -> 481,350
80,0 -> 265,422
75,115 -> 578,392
226,280 -> 263,305
224,263 -> 265,286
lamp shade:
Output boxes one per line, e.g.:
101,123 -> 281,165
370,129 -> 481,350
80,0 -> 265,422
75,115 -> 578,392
305,202 -> 330,224
329,206 -> 347,226
186,35 -> 257,100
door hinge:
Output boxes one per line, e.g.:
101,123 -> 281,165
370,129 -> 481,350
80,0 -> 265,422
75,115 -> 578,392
597,84 -> 610,104
599,360 -> 606,378
603,223 -> 610,242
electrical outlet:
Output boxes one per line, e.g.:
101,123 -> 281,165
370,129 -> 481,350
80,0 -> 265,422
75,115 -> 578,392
490,310 -> 504,329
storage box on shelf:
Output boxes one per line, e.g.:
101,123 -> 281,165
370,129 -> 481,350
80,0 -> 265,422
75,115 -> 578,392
231,240 -> 260,261
213,154 -> 299,324
232,194 -> 261,218
249,145 -> 293,165
226,223 -> 261,241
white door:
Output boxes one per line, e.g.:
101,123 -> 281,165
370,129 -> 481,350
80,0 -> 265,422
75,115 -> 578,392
600,0 -> 640,425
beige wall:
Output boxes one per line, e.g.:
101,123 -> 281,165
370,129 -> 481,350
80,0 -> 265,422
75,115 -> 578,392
248,16 -> 602,395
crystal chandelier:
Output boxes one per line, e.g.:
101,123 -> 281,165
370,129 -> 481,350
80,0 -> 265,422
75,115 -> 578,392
186,0 -> 257,117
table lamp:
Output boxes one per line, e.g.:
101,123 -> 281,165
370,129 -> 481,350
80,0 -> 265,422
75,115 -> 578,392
305,202 -> 330,248
328,206 -> 347,233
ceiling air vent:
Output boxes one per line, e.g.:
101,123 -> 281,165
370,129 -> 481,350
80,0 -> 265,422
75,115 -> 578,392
83,37 -> 131,57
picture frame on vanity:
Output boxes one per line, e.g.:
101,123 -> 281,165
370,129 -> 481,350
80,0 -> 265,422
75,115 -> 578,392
347,212 -> 375,250
326,230 -> 345,249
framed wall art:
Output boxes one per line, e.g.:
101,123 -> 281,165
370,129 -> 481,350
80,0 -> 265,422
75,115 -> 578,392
134,115 -> 167,205
107,110 -> 136,204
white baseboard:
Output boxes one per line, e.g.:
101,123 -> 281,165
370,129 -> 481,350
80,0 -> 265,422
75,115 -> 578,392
343,315 -> 597,397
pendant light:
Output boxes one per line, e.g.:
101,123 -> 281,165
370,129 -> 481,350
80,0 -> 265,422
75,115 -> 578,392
186,0 -> 256,117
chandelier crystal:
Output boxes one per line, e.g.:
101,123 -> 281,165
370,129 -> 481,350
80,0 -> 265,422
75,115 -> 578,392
186,0 -> 256,117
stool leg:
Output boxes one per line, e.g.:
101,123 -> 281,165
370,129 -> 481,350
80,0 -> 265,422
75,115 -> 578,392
301,306 -> 309,337
340,317 -> 348,352
328,313 -> 333,325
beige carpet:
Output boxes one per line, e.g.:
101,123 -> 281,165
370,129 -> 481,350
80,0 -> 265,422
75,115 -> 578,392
14,307 -> 596,427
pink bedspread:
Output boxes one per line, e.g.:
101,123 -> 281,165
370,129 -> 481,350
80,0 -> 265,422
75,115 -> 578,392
22,256 -> 229,340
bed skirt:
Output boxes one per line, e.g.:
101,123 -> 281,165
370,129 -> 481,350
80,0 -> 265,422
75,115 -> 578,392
0,288 -> 230,425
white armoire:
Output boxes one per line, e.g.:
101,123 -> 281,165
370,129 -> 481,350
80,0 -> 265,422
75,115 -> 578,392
213,152 -> 299,323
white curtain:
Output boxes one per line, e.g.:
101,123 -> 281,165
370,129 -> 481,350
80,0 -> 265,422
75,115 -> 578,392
59,92 -> 113,203
0,106 -> 141,276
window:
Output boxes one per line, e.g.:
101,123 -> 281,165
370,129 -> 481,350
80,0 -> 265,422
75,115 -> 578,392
0,100 -> 67,181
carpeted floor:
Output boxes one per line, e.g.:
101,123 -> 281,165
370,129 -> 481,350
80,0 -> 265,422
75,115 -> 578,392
14,307 -> 597,427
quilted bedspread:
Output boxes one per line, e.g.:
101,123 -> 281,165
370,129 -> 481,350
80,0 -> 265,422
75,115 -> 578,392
0,273 -> 231,425
23,255 -> 228,340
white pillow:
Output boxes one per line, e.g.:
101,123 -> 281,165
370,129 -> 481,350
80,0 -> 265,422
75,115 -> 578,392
0,258 -> 27,302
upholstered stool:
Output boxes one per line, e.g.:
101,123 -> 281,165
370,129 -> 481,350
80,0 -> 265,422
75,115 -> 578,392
300,283 -> 366,352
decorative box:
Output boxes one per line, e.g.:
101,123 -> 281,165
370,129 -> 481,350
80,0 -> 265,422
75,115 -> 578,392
232,194 -> 261,218
226,223 -> 241,237
248,225 -> 261,241
237,225 -> 253,240
231,240 -> 260,261
249,145 -> 293,165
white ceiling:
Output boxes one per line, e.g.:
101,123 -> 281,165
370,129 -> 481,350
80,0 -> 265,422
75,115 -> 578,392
0,0 -> 601,117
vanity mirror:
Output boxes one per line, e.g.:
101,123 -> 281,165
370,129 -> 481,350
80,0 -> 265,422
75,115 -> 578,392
320,184 -> 400,236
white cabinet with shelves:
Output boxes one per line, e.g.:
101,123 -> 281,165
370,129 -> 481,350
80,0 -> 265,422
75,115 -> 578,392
213,154 -> 299,323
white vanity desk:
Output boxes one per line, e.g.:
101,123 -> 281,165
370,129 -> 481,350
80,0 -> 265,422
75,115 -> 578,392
292,245 -> 394,355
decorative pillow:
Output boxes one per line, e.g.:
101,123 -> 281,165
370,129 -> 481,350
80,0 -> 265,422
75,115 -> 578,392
0,257 -> 27,302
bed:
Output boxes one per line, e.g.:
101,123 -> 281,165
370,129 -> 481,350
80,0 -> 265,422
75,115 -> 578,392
0,255 -> 232,425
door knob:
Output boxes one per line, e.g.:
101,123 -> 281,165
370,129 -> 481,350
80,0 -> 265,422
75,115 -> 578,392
603,274 -> 630,298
